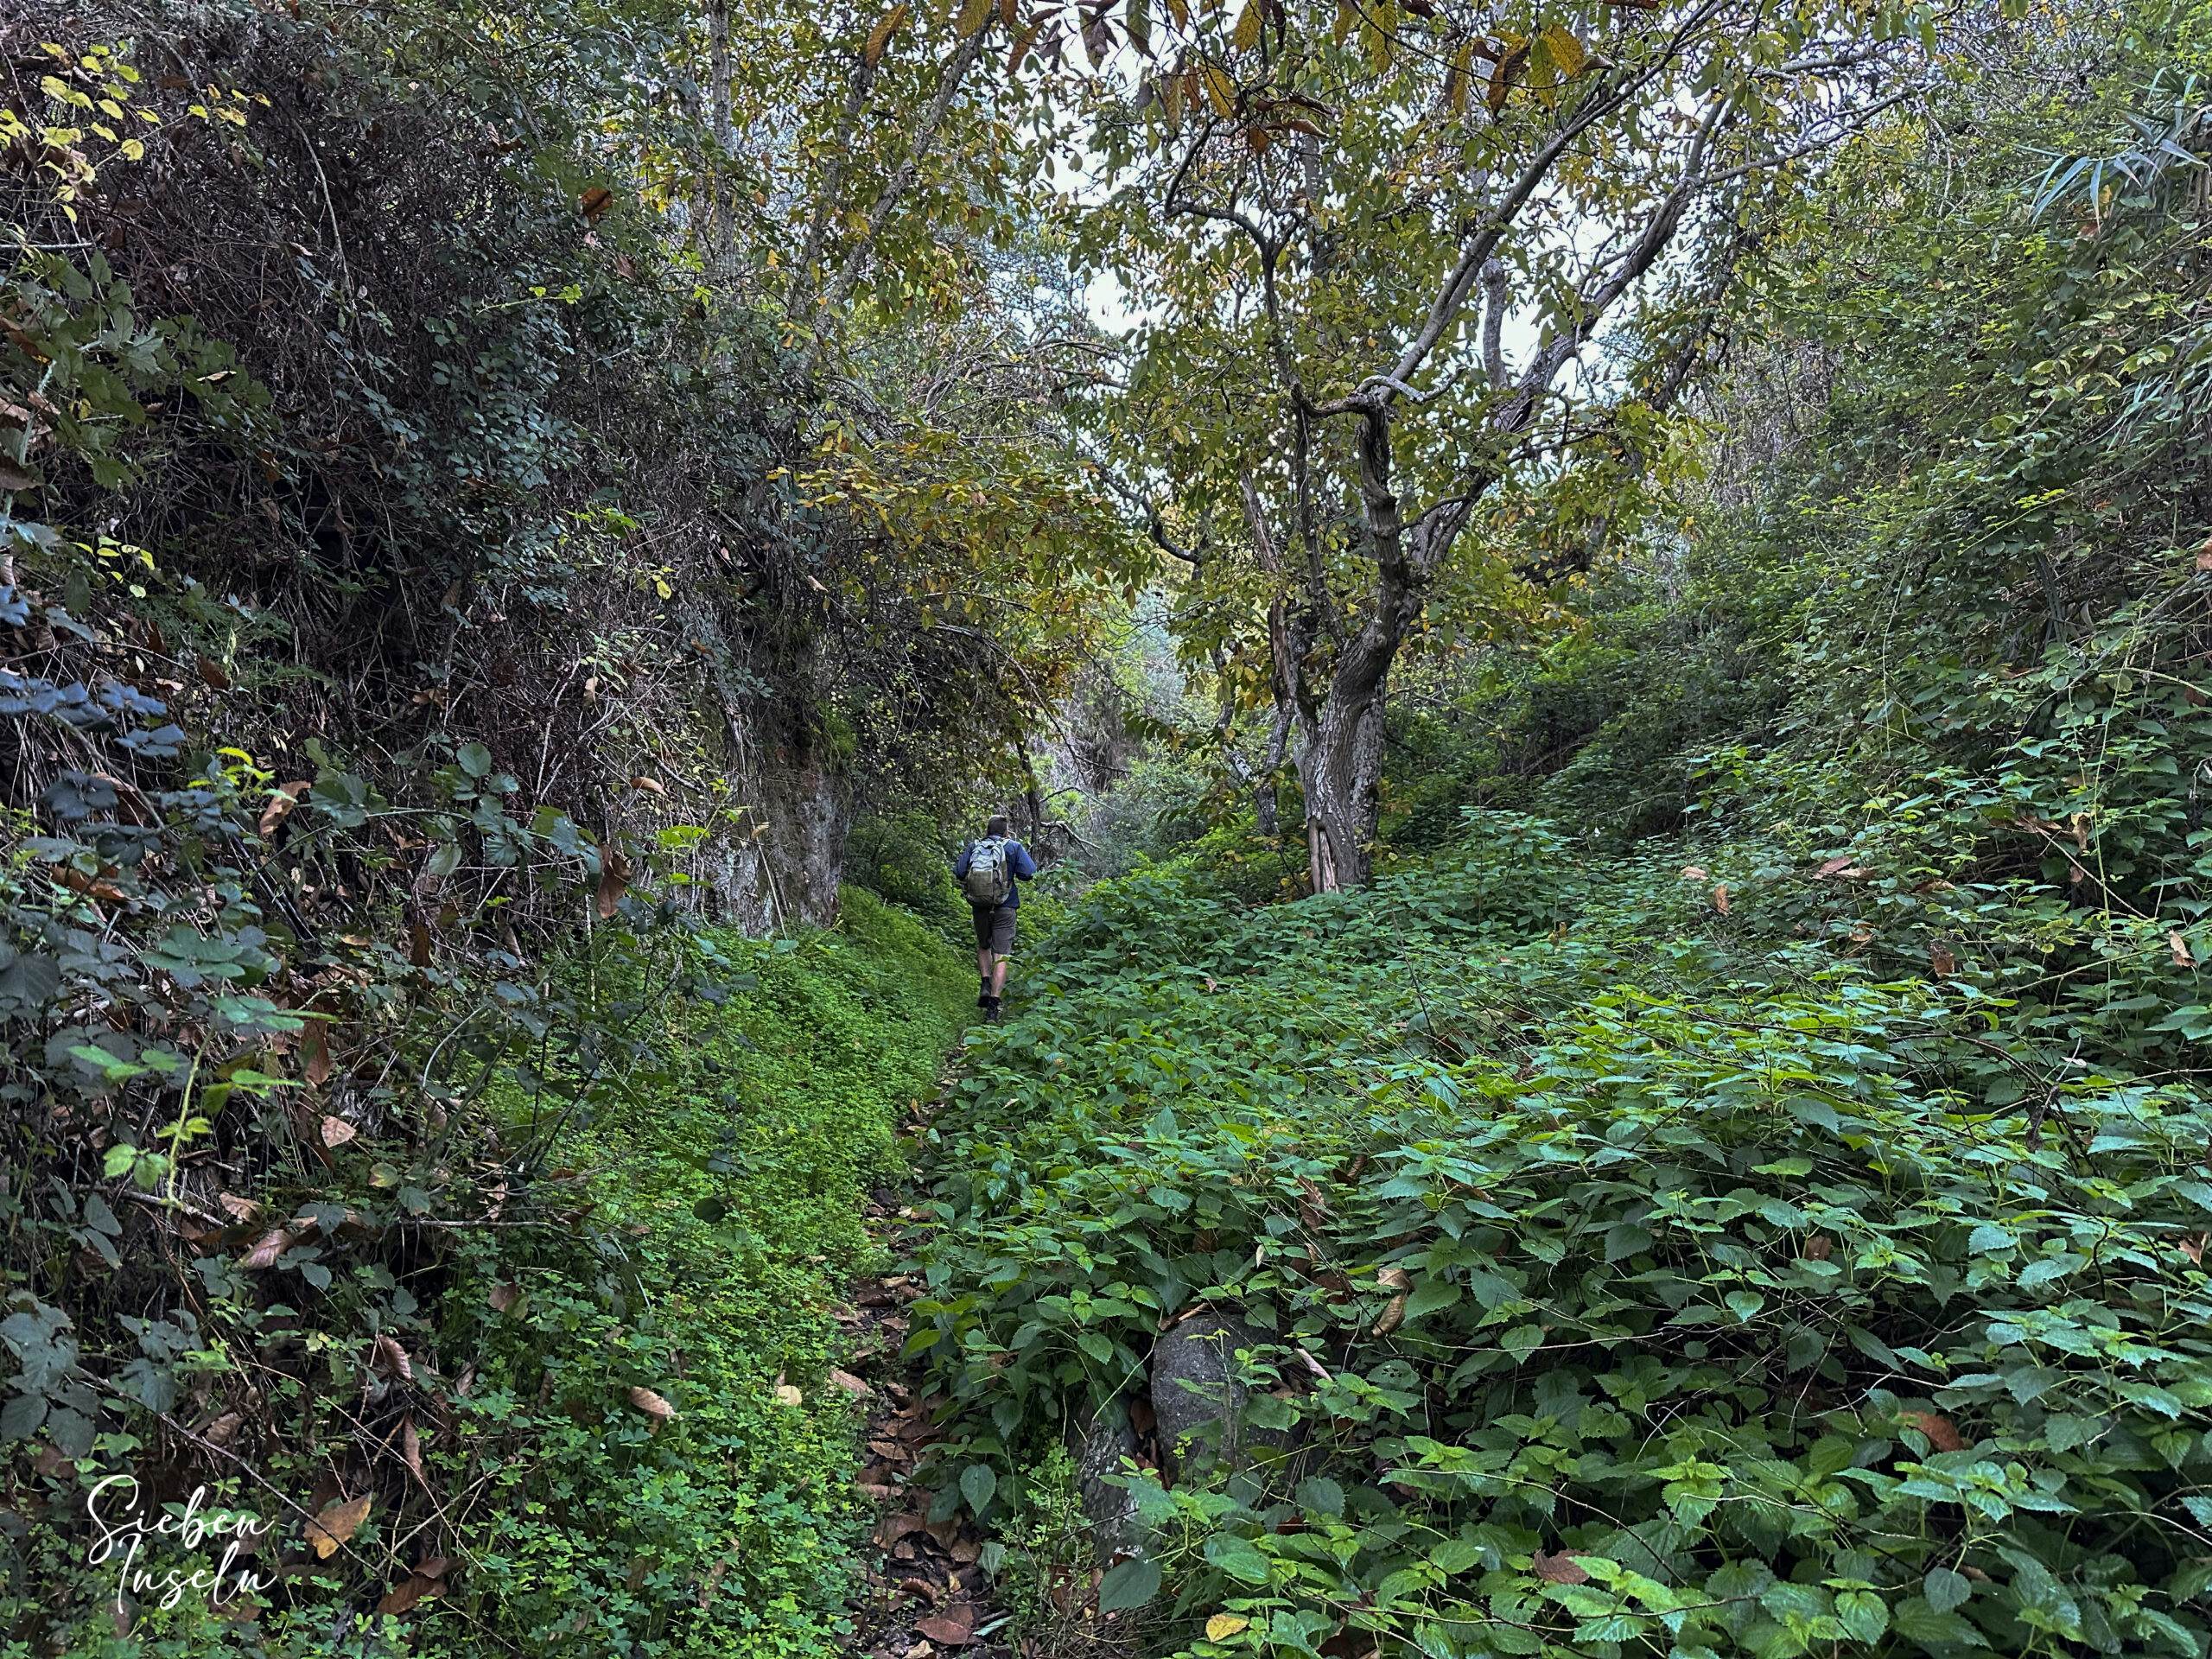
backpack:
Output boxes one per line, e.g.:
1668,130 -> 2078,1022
963,836 -> 1014,906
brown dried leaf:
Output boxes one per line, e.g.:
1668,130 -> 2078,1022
320,1115 -> 357,1150
376,1573 -> 442,1616
306,1494 -> 371,1559
218,1192 -> 261,1224
579,185 -> 613,219
1802,1235 -> 1834,1262
301,1018 -> 333,1088
628,774 -> 666,796
1370,1264 -> 1411,1338
238,1225 -> 300,1270
257,781 -> 311,839
1712,884 -> 1730,915
401,1416 -> 424,1483
196,652 -> 232,690
628,1385 -> 677,1428
596,852 -> 631,920
827,1367 -> 872,1399
488,1281 -> 519,1314
916,1605 -> 978,1646
372,1332 -> 414,1381
1680,864 -> 1707,880
1532,1549 -> 1588,1584
2171,929 -> 2195,969
1929,941 -> 1957,977
1902,1409 -> 1966,1452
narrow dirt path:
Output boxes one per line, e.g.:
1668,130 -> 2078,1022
841,1094 -> 1018,1659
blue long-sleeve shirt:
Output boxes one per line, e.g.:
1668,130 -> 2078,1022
955,836 -> 1038,909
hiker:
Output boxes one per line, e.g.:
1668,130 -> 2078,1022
955,814 -> 1038,1022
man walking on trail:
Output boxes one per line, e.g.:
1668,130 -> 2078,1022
956,814 -> 1037,1023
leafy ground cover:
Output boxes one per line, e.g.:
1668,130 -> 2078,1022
6,887 -> 964,1657
908,818 -> 2212,1658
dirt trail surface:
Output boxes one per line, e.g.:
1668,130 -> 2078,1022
842,1096 -> 1018,1659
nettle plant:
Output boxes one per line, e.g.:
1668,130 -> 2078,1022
911,835 -> 2212,1659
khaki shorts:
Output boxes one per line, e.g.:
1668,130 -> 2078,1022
971,904 -> 1017,955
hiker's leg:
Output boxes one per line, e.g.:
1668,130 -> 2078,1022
988,908 -> 1016,1000
972,909 -> 995,1006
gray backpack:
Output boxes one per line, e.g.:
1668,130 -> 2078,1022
963,836 -> 1014,906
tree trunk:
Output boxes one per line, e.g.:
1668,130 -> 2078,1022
1294,689 -> 1383,892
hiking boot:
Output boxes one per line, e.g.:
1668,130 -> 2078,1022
982,995 -> 1002,1023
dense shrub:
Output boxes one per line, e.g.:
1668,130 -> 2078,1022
910,819 -> 2212,1658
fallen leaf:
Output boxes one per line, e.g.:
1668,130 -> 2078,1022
376,1573 -> 442,1616
1815,855 -> 1856,879
401,1416 -> 424,1483
217,1192 -> 260,1224
1208,1613 -> 1251,1640
2171,929 -> 2195,969
1802,1235 -> 1834,1262
1903,1410 -> 1965,1452
238,1225 -> 301,1270
774,1383 -> 804,1408
579,185 -> 613,219
488,1282 -> 519,1313
320,1116 -> 357,1149
1712,884 -> 1730,915
2180,1234 -> 2206,1265
628,775 -> 665,796
201,1411 -> 242,1447
306,1494 -> 371,1559
1370,1265 -> 1411,1338
916,1605 -> 977,1645
827,1368 -> 871,1399
257,781 -> 311,839
596,852 -> 631,920
1929,941 -> 1958,977
196,652 -> 232,690
301,1019 -> 333,1087
1533,1549 -> 1589,1584
628,1385 -> 677,1428
1680,864 -> 1707,880
372,1332 -> 414,1381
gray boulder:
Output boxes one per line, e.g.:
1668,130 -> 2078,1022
1069,1401 -> 1143,1556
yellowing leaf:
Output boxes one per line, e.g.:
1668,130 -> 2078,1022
863,4 -> 909,66
1199,63 -> 1236,118
1232,0 -> 1262,52
1207,1613 -> 1251,1640
1539,24 -> 1586,78
307,1495 -> 371,1559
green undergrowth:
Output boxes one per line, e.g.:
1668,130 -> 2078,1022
445,888 -> 967,1656
16,888 -> 968,1659
908,818 -> 2212,1659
